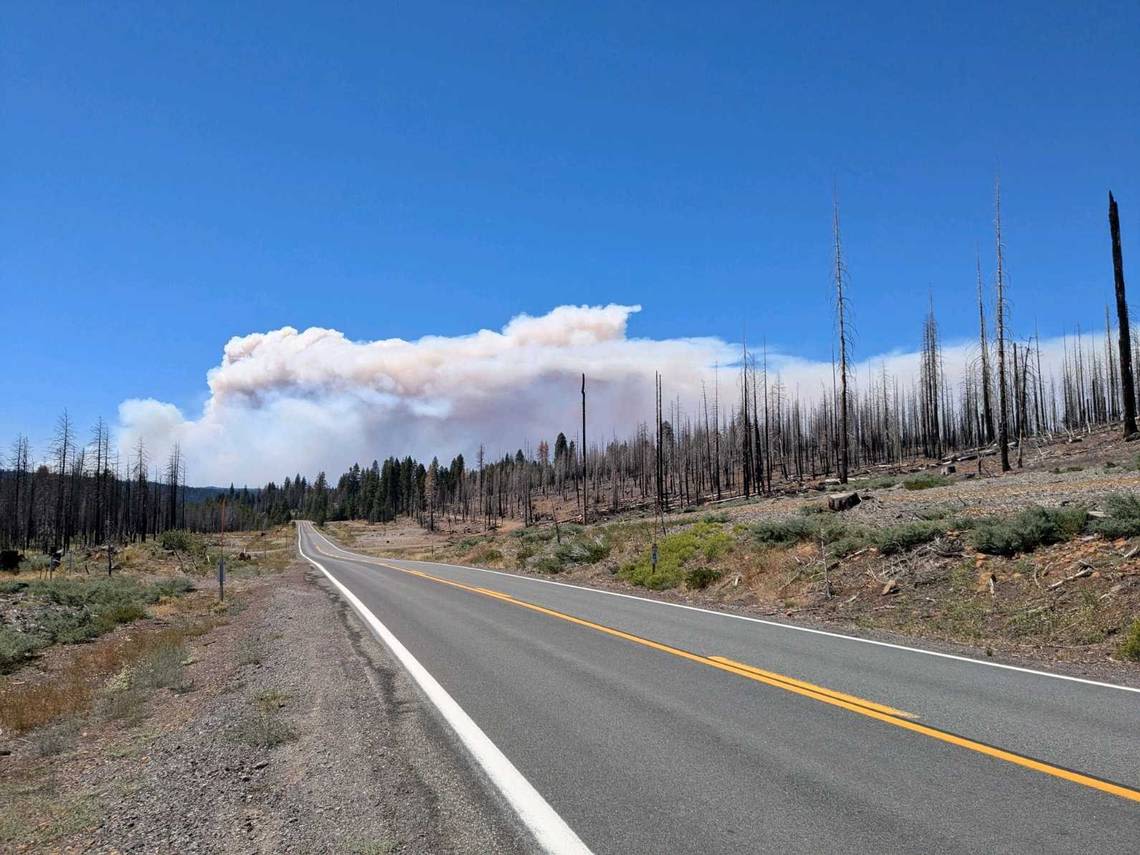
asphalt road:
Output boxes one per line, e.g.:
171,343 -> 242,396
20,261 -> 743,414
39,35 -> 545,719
297,522 -> 1140,854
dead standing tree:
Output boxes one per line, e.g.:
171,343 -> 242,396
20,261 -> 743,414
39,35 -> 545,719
994,178 -> 1012,472
832,196 -> 851,484
976,254 -> 996,443
1109,191 -> 1138,438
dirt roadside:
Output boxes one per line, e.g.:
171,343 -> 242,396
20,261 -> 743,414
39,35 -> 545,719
1,561 -> 529,855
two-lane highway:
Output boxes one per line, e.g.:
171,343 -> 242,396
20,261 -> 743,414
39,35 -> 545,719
297,521 -> 1139,854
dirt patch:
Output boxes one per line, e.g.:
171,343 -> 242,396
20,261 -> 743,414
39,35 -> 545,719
0,555 -> 527,854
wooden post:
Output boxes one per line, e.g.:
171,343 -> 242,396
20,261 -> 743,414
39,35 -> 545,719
218,499 -> 226,602
581,373 -> 587,525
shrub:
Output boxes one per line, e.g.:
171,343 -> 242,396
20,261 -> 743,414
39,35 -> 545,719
234,690 -> 294,747
902,473 -> 951,490
875,521 -> 948,555
35,720 -> 80,757
158,529 -> 197,552
468,546 -> 503,566
1118,618 -> 1140,661
515,543 -> 537,568
824,528 -> 873,558
972,506 -> 1088,556
531,554 -> 564,574
133,641 -> 191,693
553,535 -> 610,566
1090,493 -> 1140,539
750,517 -> 816,546
0,576 -> 195,670
152,576 -> 195,599
684,566 -> 722,590
621,521 -> 733,589
512,527 -> 555,544
0,626 -> 41,671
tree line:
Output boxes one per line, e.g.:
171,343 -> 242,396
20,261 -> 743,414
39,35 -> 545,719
3,187 -> 1136,551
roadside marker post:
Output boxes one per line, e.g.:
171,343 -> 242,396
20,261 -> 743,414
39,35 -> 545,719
218,499 -> 226,602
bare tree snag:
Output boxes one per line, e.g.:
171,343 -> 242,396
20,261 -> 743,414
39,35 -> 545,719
1109,191 -> 1138,438
833,195 -> 850,484
994,178 -> 1011,472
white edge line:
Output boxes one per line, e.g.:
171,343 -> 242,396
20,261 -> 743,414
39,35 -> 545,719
305,524 -> 1140,696
296,524 -> 593,855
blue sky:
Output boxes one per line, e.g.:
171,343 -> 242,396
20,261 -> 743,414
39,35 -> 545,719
4,1 -> 1139,453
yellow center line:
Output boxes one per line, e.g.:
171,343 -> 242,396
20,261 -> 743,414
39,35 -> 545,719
708,656 -> 915,719
314,541 -> 1140,805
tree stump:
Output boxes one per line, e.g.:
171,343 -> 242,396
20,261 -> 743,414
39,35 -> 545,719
828,492 -> 861,512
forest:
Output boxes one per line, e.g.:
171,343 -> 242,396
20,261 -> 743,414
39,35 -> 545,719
2,185 -> 1137,554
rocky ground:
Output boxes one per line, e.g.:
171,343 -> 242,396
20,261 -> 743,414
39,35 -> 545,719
0,550 -> 528,854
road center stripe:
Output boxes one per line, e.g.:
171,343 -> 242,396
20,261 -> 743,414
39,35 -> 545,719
310,534 -> 1140,806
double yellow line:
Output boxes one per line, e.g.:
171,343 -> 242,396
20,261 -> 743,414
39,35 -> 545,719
320,542 -> 1140,805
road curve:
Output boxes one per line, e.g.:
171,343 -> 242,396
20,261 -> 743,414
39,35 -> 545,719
297,521 -> 1140,854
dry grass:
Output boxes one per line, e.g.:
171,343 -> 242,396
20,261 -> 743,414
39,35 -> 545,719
0,527 -> 293,735
0,773 -> 99,850
232,689 -> 294,748
0,613 -> 216,734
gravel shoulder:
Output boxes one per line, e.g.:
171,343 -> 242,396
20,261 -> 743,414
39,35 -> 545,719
2,561 -> 530,854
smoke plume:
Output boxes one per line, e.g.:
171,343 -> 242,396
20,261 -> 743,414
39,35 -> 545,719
116,303 -> 1088,486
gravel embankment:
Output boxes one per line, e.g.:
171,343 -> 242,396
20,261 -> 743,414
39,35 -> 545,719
82,563 -> 529,854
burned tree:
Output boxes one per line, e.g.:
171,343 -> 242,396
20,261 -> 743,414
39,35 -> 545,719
994,178 -> 1011,472
833,196 -> 851,484
1109,191 -> 1137,437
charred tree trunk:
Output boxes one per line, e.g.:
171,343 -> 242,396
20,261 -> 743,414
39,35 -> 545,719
1109,192 -> 1137,437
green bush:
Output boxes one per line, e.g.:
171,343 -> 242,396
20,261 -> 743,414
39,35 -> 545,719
512,527 -> 556,544
684,566 -> 722,590
750,517 -> 817,546
1091,493 -> 1140,539
0,575 -> 195,670
531,554 -> 564,574
854,475 -> 900,490
621,521 -> 734,589
824,528 -> 873,558
972,506 -> 1088,556
158,529 -> 197,552
902,473 -> 951,490
875,521 -> 949,555
553,535 -> 610,566
1118,618 -> 1140,661
515,543 -> 537,568
468,546 -> 503,566
0,626 -> 41,671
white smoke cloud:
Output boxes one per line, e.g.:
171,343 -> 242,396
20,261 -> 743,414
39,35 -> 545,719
115,303 -> 1101,486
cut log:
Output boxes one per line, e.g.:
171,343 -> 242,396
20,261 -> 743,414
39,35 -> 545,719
828,492 -> 861,512
1047,564 -> 1093,590
940,464 -> 956,475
